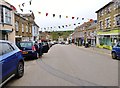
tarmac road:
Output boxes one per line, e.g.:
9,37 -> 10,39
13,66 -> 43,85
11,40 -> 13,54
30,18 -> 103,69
5,44 -> 119,86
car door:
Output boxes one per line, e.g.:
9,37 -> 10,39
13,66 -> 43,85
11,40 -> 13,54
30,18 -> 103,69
1,42 -> 17,81
116,42 -> 120,57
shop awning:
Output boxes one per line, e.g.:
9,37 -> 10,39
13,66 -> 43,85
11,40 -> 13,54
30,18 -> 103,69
0,29 -> 13,33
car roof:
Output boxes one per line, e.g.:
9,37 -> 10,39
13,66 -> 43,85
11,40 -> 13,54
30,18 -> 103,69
18,41 -> 34,43
0,40 -> 12,43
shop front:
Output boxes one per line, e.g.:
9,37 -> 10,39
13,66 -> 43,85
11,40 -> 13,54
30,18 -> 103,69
97,29 -> 120,50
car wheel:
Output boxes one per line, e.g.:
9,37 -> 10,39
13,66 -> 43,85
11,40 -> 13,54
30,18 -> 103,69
16,62 -> 24,78
112,52 -> 117,59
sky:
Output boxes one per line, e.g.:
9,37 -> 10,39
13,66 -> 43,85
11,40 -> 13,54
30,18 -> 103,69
5,0 -> 111,31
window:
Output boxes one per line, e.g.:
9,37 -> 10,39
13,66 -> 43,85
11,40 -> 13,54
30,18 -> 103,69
100,21 -> 103,29
115,15 -> 120,26
106,6 -> 111,14
22,24 -> 24,32
99,10 -> 103,16
1,42 -> 14,55
3,7 -> 12,24
15,21 -> 19,31
106,18 -> 110,28
0,6 -> 2,23
26,25 -> 28,32
117,42 -> 120,47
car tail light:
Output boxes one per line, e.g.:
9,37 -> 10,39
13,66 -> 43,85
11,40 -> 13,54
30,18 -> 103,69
32,46 -> 36,51
20,50 -> 23,53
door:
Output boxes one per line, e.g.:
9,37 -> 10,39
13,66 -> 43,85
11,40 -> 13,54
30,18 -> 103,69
116,42 -> 120,57
0,42 -> 17,81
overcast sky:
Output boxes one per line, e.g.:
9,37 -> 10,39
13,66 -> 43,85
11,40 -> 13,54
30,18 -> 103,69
5,0 -> 111,31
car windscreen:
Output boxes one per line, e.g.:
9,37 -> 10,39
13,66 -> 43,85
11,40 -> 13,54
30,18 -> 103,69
19,42 -> 33,48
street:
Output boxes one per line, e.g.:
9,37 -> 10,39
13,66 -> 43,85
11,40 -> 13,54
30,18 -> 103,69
5,44 -> 118,86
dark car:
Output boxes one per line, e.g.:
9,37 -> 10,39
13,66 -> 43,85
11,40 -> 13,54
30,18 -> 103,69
111,41 -> 120,59
0,40 -> 24,87
16,41 -> 39,59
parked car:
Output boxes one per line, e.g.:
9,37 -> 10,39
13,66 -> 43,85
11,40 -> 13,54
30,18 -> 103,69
111,41 -> 120,59
0,40 -> 24,87
16,41 -> 39,59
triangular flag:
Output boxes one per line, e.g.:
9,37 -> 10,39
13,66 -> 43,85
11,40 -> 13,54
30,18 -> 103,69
29,0 -> 32,5
69,24 -> 71,26
29,10 -> 32,12
72,17 -> 75,19
82,18 -> 84,20
74,24 -> 76,25
59,15 -> 61,18
53,14 -> 55,17
66,25 -> 68,27
18,5 -> 21,8
78,23 -> 80,24
20,9 -> 23,12
90,19 -> 93,22
94,20 -> 97,23
38,12 -> 41,14
62,26 -> 64,28
22,3 -> 25,7
51,27 -> 52,29
58,26 -> 60,28
46,13 -> 48,16
66,16 -> 68,18
77,17 -> 79,20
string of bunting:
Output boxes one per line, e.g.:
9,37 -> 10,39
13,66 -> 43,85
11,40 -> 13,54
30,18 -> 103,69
18,0 -> 96,31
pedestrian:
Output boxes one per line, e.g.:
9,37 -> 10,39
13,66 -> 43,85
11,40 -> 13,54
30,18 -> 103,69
34,41 -> 39,58
38,42 -> 43,58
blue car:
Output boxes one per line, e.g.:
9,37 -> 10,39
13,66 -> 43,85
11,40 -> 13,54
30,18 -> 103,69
16,41 -> 39,59
0,40 -> 24,87
111,41 -> 120,59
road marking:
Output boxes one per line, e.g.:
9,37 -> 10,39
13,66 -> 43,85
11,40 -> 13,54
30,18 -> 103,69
36,59 -> 100,86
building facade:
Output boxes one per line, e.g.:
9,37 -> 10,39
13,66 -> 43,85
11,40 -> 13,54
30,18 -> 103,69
15,13 -> 34,43
0,0 -> 16,43
32,22 -> 39,41
96,0 -> 120,50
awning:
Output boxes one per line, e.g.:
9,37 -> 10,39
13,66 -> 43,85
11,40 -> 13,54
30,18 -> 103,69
0,29 -> 13,33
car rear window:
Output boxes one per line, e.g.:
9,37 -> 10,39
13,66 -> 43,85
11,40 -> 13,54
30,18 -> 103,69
19,42 -> 33,47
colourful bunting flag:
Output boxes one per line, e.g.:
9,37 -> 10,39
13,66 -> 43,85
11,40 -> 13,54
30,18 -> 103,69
20,9 -> 23,12
66,16 -> 68,18
59,15 -> 61,18
22,3 -> 25,7
29,10 -> 32,12
53,14 -> 55,17
46,13 -> 48,16
89,19 -> 93,22
77,17 -> 79,20
38,12 -> 41,14
29,0 -> 32,5
94,20 -> 97,23
82,18 -> 84,20
72,17 -> 75,19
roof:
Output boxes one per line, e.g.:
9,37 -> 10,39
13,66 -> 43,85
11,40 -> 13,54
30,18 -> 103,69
95,1 -> 114,13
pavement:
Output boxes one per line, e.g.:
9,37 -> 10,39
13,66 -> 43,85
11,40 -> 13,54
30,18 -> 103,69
72,44 -> 111,56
